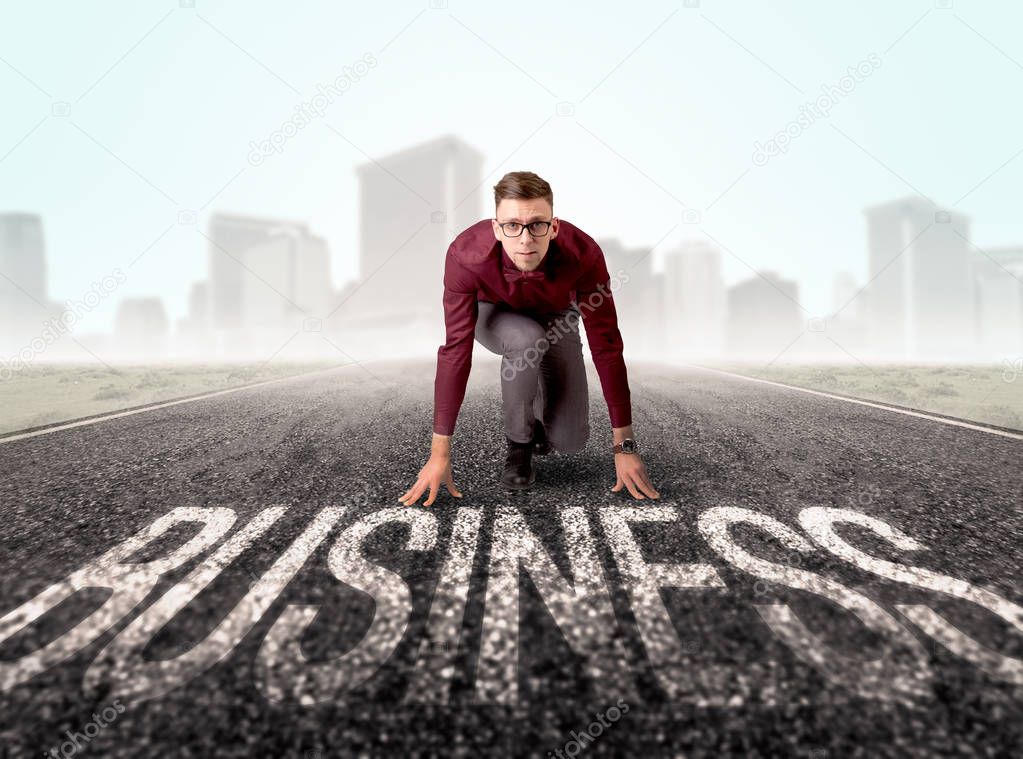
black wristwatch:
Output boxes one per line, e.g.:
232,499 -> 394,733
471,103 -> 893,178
612,438 -> 638,454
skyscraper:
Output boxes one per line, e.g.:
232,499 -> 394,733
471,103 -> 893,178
827,270 -> 867,358
208,213 -> 306,330
726,271 -> 802,359
972,246 -> 1023,357
342,135 -> 485,334
241,227 -> 330,328
662,240 -> 725,358
831,270 -> 861,319
598,237 -> 659,357
207,213 -> 330,332
0,213 -> 47,351
863,197 -> 974,359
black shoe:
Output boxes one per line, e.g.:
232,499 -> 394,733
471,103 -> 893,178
532,420 -> 553,456
501,436 -> 535,490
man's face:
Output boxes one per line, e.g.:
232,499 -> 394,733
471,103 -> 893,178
491,198 -> 559,272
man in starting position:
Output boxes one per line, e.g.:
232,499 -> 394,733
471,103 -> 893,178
399,171 -> 659,505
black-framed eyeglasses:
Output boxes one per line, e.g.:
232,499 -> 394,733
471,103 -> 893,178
496,218 -> 554,237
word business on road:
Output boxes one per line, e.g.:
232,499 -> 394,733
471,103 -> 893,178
2,501 -> 1020,705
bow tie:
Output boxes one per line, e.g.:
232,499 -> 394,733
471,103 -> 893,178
503,267 -> 546,283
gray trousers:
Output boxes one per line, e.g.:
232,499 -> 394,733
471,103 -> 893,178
474,300 -> 590,453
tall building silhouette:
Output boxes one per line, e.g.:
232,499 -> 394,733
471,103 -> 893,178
827,270 -> 867,357
972,246 -> 1023,356
598,237 -> 660,357
726,271 -> 802,359
241,227 -> 330,329
340,135 -> 485,335
831,270 -> 861,318
206,212 -> 330,334
863,197 -> 973,359
662,240 -> 725,358
179,281 -> 209,334
0,213 -> 47,350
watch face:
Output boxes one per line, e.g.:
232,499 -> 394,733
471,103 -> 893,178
621,439 -> 636,453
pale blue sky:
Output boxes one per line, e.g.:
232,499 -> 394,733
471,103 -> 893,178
2,0 -> 1021,332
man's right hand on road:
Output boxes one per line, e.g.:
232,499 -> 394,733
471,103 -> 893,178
399,435 -> 462,507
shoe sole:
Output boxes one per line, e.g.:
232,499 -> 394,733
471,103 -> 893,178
501,471 -> 536,490
501,479 -> 535,491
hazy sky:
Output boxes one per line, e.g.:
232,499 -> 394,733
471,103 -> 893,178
2,0 -> 1021,332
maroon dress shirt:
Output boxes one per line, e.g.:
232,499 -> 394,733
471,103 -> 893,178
433,218 -> 632,436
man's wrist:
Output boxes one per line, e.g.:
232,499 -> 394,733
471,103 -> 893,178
431,433 -> 452,458
612,425 -> 634,445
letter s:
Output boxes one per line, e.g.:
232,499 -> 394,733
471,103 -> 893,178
255,508 -> 437,704
800,507 -> 1023,685
698,506 -> 931,702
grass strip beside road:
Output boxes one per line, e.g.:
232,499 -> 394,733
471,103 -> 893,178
705,363 -> 1022,432
0,362 -> 340,436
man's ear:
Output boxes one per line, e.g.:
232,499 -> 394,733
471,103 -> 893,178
491,218 -> 501,241
550,217 -> 559,240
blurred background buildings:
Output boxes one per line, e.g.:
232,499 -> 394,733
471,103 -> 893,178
3,143 -> 1022,367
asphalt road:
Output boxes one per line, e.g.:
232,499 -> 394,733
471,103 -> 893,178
0,359 -> 1020,758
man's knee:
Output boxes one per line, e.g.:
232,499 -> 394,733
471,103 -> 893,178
501,322 -> 549,372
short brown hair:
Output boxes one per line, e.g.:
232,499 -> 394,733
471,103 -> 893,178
493,171 -> 553,210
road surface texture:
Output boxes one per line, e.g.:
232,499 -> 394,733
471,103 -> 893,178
1,359 -> 1020,758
